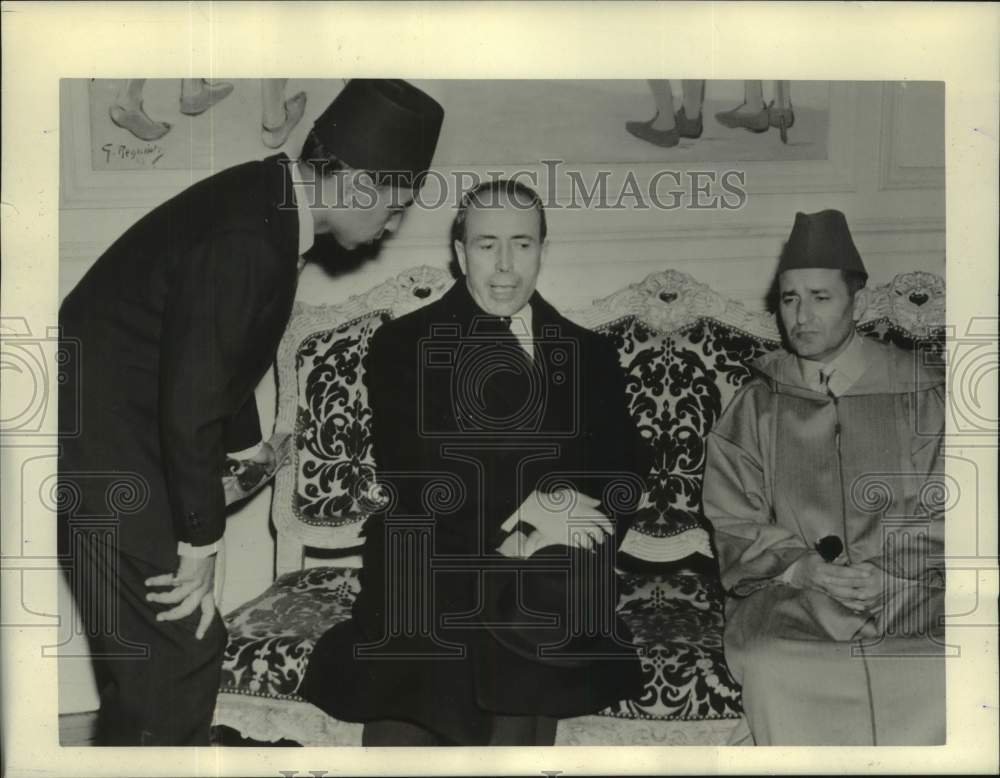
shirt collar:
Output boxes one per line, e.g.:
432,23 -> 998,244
797,329 -> 867,395
289,160 -> 315,258
508,302 -> 533,337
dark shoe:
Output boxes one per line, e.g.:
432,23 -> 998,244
626,120 -> 680,148
674,106 -> 703,139
768,100 -> 795,144
626,111 -> 660,131
714,102 -> 769,133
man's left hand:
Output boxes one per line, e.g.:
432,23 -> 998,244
145,554 -> 217,639
831,561 -> 886,612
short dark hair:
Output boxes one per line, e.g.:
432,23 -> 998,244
298,129 -> 350,178
451,179 -> 548,245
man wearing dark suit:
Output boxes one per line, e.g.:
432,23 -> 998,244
58,79 -> 444,745
300,180 -> 653,746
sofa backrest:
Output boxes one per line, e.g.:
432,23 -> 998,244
271,266 -> 945,574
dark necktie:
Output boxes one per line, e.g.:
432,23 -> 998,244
469,315 -> 535,431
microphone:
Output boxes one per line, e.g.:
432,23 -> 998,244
814,534 -> 844,563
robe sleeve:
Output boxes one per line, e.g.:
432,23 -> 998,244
159,232 -> 284,548
702,385 -> 810,596
915,383 -> 946,587
866,381 -> 947,587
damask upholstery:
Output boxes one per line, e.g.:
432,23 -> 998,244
606,317 -> 778,567
214,265 -> 945,746
216,565 -> 742,745
293,313 -> 387,528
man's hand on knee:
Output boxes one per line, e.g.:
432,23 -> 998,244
145,555 -> 218,639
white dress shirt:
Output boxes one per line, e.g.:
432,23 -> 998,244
506,304 -> 535,361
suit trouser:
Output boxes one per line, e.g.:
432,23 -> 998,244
63,530 -> 227,745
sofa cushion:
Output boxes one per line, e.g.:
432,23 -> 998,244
218,566 -> 742,723
220,568 -> 362,699
611,571 -> 742,720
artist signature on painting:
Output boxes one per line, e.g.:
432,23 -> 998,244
101,143 -> 164,167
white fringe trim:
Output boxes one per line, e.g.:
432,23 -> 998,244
619,526 -> 713,563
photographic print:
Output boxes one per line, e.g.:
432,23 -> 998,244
2,4 -> 997,777
57,75 -> 949,748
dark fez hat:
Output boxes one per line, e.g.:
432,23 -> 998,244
777,209 -> 868,281
311,79 -> 444,183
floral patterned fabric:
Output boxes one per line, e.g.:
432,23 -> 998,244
601,317 -> 780,545
220,568 -> 361,698
293,312 -> 389,526
218,566 -> 742,722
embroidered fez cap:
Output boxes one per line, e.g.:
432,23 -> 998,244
777,209 -> 868,281
310,79 -> 444,184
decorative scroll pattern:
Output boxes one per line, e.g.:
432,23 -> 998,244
220,567 -> 361,699
218,566 -> 741,722
293,313 -> 388,526
598,317 -> 778,547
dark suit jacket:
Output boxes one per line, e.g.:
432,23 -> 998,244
300,281 -> 653,744
59,154 -> 301,566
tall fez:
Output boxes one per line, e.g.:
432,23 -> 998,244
777,209 -> 868,281
310,79 -> 444,183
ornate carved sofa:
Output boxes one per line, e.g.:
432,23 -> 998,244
212,265 -> 945,746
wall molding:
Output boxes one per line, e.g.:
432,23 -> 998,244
878,81 -> 945,191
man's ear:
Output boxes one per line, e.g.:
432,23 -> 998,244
852,287 -> 870,321
343,170 -> 377,206
453,240 -> 467,276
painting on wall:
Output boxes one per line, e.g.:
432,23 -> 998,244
86,78 -> 832,173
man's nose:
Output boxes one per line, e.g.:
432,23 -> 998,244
384,211 -> 403,233
495,242 -> 513,271
796,300 -> 812,325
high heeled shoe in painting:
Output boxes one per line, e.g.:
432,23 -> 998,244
768,100 -> 795,144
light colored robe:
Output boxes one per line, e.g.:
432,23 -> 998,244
703,336 -> 946,745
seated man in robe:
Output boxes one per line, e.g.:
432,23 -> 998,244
702,209 -> 946,745
300,179 -> 653,746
